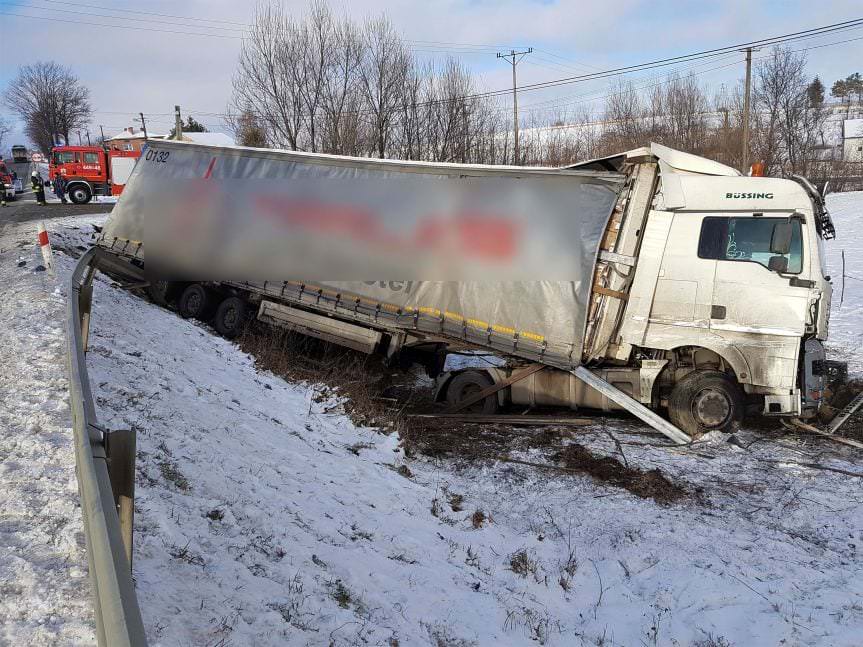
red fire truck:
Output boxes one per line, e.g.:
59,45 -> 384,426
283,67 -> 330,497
49,145 -> 140,203
0,160 -> 16,201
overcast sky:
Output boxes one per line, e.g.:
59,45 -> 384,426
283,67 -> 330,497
1,0 -> 861,151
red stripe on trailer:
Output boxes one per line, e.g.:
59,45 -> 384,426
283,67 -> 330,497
38,230 -> 49,246
203,157 -> 216,179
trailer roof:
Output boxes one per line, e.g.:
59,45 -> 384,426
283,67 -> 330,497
144,139 -> 624,183
563,142 -> 741,177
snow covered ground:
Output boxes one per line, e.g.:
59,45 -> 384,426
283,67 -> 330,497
825,191 -> 863,376
1,193 -> 861,646
0,219 -> 96,645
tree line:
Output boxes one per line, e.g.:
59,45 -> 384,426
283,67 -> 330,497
230,1 -> 861,186
229,1 -> 506,165
2,0 -> 860,189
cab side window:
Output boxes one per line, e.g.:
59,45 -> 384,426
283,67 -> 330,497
698,216 -> 803,274
53,151 -> 76,164
83,152 -> 100,164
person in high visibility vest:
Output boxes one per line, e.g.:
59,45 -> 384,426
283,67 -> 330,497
31,171 -> 46,206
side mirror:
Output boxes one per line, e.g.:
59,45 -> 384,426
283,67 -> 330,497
771,220 -> 793,255
768,255 -> 789,273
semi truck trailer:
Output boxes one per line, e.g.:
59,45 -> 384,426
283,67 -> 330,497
94,139 -> 839,443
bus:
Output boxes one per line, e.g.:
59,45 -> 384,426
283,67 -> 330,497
11,145 -> 28,163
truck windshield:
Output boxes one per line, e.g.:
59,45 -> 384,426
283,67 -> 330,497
698,216 -> 803,274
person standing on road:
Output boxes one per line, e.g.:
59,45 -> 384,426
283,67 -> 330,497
31,171 -> 46,206
53,172 -> 68,204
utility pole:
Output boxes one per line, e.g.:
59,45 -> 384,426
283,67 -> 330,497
86,130 -> 91,146
138,112 -> 149,140
741,46 -> 753,174
174,105 -> 183,141
497,47 -> 532,164
77,130 -> 82,145
99,125 -> 106,144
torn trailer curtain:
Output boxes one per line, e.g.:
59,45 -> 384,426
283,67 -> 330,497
100,140 -> 626,368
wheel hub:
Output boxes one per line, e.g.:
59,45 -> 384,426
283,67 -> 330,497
692,388 -> 731,427
224,307 -> 238,327
188,293 -> 201,311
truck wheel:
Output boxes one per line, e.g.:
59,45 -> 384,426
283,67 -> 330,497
178,284 -> 214,320
147,279 -> 176,307
213,296 -> 247,339
668,370 -> 743,437
445,370 -> 499,414
69,185 -> 92,204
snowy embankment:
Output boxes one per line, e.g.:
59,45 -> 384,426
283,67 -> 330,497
825,191 -> 863,376
0,219 -> 96,645
2,193 -> 862,647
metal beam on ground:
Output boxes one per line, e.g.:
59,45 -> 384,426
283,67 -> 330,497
571,366 -> 691,445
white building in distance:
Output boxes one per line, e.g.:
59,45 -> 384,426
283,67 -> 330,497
844,119 -> 863,161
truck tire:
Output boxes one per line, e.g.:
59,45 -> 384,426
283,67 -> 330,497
178,284 -> 214,320
668,370 -> 743,437
68,184 -> 92,204
213,296 -> 247,339
445,370 -> 499,415
147,279 -> 176,307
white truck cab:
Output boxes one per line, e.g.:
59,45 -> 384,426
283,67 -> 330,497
540,144 -> 837,432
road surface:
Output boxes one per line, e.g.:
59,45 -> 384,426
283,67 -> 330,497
1,160 -> 113,238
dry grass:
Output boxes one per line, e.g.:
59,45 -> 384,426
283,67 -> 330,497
236,322 -> 695,506
508,549 -> 539,578
551,444 -> 687,505
237,322 -> 429,433
470,510 -> 486,529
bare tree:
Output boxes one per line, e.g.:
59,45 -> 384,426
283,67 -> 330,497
4,61 -> 91,154
753,48 -> 827,176
231,3 -> 304,150
319,14 -> 364,155
358,16 -> 410,158
646,74 -> 709,153
603,79 -> 644,152
0,114 -> 10,153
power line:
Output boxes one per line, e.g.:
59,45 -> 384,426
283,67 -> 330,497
89,35 -> 852,127
4,0 -> 532,53
0,10 -> 246,39
461,18 -> 863,101
26,0 -> 250,26
6,10 -> 862,126
3,0 -> 248,32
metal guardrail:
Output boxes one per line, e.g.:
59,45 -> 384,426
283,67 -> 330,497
67,247 -> 148,647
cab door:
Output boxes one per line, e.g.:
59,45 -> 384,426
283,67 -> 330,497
703,214 -> 809,338
649,212 -> 716,331
81,150 -> 106,183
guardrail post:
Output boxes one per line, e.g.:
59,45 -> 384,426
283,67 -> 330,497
79,283 -> 94,350
105,430 -> 137,569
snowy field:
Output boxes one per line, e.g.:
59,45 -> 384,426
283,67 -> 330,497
0,193 -> 861,646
